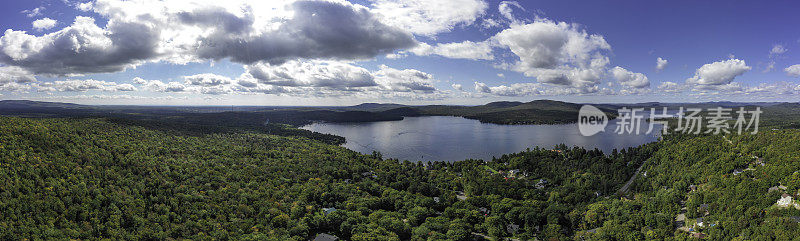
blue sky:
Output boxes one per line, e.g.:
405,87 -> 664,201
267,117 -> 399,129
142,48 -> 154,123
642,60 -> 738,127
0,0 -> 799,105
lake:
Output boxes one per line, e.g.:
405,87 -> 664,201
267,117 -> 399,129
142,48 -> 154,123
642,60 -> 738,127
302,116 -> 662,162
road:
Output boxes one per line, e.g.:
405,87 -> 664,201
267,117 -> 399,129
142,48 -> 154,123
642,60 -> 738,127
618,161 -> 645,194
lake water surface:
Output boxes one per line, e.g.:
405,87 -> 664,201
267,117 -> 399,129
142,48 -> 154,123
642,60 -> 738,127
302,116 -> 662,162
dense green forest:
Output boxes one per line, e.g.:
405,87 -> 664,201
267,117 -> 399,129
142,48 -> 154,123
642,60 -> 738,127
2,100 -> 800,240
573,131 -> 800,240
0,117 -> 653,240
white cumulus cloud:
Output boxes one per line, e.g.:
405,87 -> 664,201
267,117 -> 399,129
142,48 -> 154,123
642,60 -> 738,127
246,60 -> 376,89
686,59 -> 751,86
374,65 -> 436,92
22,7 -> 44,18
657,81 -> 682,93
183,73 -> 233,87
611,66 -> 650,89
77,2 -> 94,12
35,79 -> 131,92
770,44 -> 787,56
474,81 -> 610,96
0,66 -> 37,83
369,0 -> 488,36
785,64 -> 800,77
408,41 -> 493,60
1,16 -> 159,75
656,57 -> 668,71
32,18 -> 57,31
132,78 -> 186,93
492,19 -> 611,90
498,1 -> 524,23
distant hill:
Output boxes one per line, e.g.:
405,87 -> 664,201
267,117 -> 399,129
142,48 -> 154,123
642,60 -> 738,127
482,101 -> 524,108
760,102 -> 800,128
616,101 -> 785,109
0,100 -> 88,109
509,99 -> 581,111
0,100 -> 405,133
340,103 -> 408,112
0,99 -> 614,125
0,100 -> 99,117
3,99 -> 796,127
398,99 -> 614,125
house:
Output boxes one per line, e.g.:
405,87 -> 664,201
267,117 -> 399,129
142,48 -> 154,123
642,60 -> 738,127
675,213 -> 686,221
696,218 -> 704,227
535,179 -> 548,189
314,233 -> 339,241
508,169 -> 520,177
360,171 -> 377,178
456,191 -> 467,201
322,207 -> 336,215
755,157 -> 765,166
478,207 -> 489,214
768,185 -> 787,192
433,197 -> 440,203
777,193 -> 795,208
676,214 -> 691,232
691,232 -> 706,238
732,169 -> 743,175
506,224 -> 520,234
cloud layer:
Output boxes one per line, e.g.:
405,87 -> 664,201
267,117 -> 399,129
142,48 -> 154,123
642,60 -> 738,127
2,0 -> 799,103
246,60 -> 376,89
408,41 -> 493,60
0,0 -> 417,76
